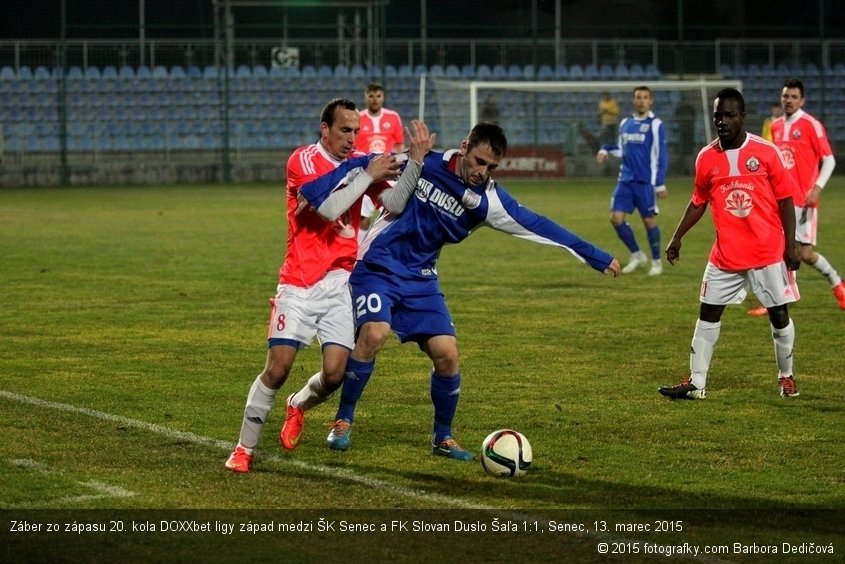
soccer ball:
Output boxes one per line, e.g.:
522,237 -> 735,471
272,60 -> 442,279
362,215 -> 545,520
481,429 -> 532,478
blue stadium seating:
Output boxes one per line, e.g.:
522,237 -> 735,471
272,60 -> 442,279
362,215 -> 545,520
537,64 -> 554,80
33,66 -> 51,80
3,61 -> 843,160
428,64 -> 444,77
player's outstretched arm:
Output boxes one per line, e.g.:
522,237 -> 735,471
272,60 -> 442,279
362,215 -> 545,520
665,200 -> 706,265
380,120 -> 436,214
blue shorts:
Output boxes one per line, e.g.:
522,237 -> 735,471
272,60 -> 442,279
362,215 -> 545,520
610,180 -> 658,218
349,263 -> 456,344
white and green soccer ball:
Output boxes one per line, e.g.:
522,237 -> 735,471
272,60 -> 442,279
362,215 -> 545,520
481,429 -> 532,478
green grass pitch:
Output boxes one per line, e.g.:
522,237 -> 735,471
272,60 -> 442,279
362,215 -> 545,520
1,178 -> 843,561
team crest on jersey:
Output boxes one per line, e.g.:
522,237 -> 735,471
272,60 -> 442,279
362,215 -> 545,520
725,189 -> 753,218
745,156 -> 760,172
415,178 -> 434,201
639,123 -> 649,133
780,146 -> 796,169
368,138 -> 388,153
461,189 -> 482,209
792,130 -> 802,139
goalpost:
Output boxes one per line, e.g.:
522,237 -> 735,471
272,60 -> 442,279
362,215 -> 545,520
425,78 -> 743,160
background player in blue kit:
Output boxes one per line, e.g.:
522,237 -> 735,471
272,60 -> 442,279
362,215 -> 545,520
302,122 -> 622,460
597,86 -> 669,276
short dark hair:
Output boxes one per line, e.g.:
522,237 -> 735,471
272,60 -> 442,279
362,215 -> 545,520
714,87 -> 745,114
783,77 -> 805,97
365,82 -> 384,94
633,85 -> 652,96
466,122 -> 508,158
320,98 -> 356,127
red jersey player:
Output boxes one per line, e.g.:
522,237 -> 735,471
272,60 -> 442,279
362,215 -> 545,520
354,83 -> 405,240
659,88 -> 802,400
225,98 -> 434,473
354,83 -> 405,155
749,78 -> 844,313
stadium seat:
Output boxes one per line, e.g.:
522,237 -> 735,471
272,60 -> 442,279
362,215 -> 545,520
136,65 -> 152,79
317,65 -> 333,78
522,64 -> 535,79
17,66 -> 34,80
118,65 -> 135,80
584,64 -> 599,79
460,64 -> 475,79
537,64 -> 554,80
429,64 -> 444,77
568,64 -> 584,80
350,64 -> 366,78
599,64 -> 614,79
253,64 -> 268,78
33,66 -> 51,80
628,63 -> 644,78
0,66 -> 16,80
554,64 -> 569,80
333,64 -> 349,78
475,64 -> 492,79
644,63 -> 660,78
506,64 -> 522,79
236,65 -> 252,78
102,65 -> 118,79
492,64 -> 507,79
413,64 -> 427,77
84,66 -> 100,79
301,65 -> 317,78
384,64 -> 398,78
445,64 -> 460,78
67,66 -> 84,80
202,65 -> 218,79
612,63 -> 629,79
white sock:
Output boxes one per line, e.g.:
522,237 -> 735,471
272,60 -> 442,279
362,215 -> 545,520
772,319 -> 795,378
811,254 -> 842,286
237,375 -> 277,450
291,371 -> 334,411
689,319 -> 720,389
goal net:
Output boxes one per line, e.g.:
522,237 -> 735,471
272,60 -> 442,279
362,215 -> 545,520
426,78 -> 743,165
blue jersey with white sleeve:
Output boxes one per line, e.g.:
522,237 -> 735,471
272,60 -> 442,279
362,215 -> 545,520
601,111 -> 667,187
358,149 -> 614,281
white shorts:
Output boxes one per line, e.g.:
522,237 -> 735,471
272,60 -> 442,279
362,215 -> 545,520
794,205 -> 817,246
267,270 -> 355,350
700,261 -> 800,308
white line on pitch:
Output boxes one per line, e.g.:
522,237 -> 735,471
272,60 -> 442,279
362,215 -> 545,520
0,389 -> 489,510
5,458 -> 137,508
0,389 -> 730,563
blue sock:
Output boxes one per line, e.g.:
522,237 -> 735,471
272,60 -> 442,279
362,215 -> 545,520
335,357 -> 374,423
430,371 -> 461,444
647,225 -> 661,260
614,222 -> 639,253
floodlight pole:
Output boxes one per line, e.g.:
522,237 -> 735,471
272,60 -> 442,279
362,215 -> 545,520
139,0 -> 145,68
59,0 -> 69,186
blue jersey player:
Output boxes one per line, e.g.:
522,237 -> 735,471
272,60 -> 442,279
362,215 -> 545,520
597,86 -> 668,276
302,122 -> 621,460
